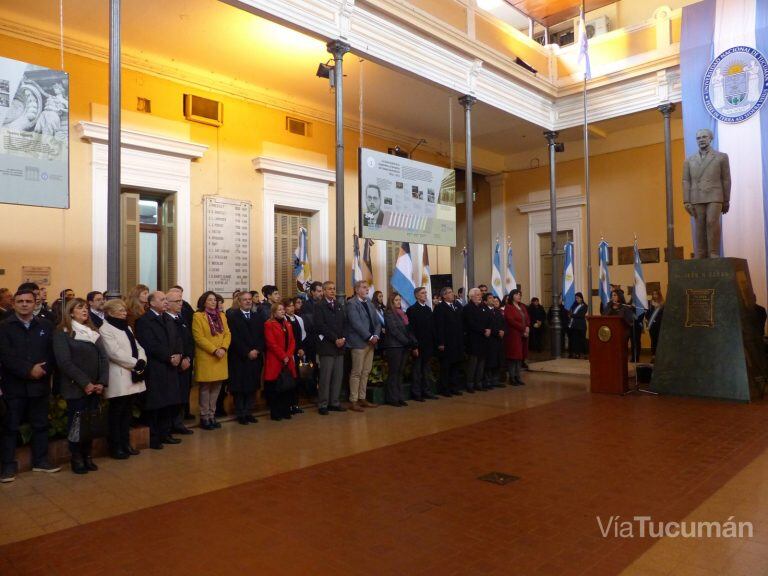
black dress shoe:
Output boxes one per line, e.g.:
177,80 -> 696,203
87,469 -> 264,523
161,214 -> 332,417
124,445 -> 140,456
290,406 -> 304,414
238,417 -> 249,425
84,457 -> 98,471
172,427 -> 194,435
111,449 -> 129,460
245,414 -> 258,423
270,415 -> 283,421
328,405 -> 347,412
319,407 -> 329,415
515,379 -> 526,386
424,394 -> 439,400
412,396 -> 425,402
439,392 -> 452,397
385,402 -> 401,407
212,419 -> 222,429
398,400 -> 408,406
71,456 -> 88,474
150,442 -> 164,450
465,388 -> 476,394
200,419 -> 215,430
162,436 -> 182,445
452,390 -> 463,396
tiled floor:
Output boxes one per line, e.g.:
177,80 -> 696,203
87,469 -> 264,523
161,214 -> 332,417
2,374 -> 768,575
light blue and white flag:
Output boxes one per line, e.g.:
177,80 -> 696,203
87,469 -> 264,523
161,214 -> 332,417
598,240 -> 611,307
351,233 -> 362,288
421,245 -> 432,306
577,4 -> 592,80
461,246 -> 469,304
391,243 -> 415,308
680,0 -> 768,305
632,240 -> 648,319
562,241 -> 576,310
505,242 -> 517,295
293,226 -> 311,293
491,238 -> 503,299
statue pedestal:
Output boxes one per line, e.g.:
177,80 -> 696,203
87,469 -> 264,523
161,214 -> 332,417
651,258 -> 767,402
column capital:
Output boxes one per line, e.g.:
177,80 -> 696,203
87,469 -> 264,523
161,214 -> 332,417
458,95 -> 477,108
326,40 -> 351,60
658,102 -> 677,117
543,130 -> 559,144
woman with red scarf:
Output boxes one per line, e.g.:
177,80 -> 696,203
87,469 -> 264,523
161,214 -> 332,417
263,302 -> 297,421
192,291 -> 231,430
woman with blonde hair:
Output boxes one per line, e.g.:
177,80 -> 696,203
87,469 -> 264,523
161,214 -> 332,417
192,291 -> 231,430
125,284 -> 149,328
53,298 -> 109,474
99,298 -> 147,459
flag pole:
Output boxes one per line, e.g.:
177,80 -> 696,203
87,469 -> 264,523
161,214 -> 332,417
582,0 -> 593,315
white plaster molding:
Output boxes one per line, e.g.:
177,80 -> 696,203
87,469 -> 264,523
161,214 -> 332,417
76,121 -> 208,159
86,134 -> 197,292
254,157 -> 331,285
517,195 -> 586,214
251,157 -> 336,183
527,206 -> 583,301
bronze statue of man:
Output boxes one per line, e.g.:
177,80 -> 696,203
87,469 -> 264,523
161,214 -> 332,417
682,129 -> 731,259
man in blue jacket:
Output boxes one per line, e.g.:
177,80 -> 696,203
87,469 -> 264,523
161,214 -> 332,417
345,280 -> 382,411
0,288 -> 60,482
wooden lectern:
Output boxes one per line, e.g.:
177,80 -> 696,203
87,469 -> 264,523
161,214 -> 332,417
588,315 -> 629,394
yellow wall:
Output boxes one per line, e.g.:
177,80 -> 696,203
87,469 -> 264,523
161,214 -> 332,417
0,33 -> 455,299
504,139 -> 692,305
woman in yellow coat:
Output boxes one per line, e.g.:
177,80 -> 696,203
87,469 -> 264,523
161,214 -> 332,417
192,291 -> 231,430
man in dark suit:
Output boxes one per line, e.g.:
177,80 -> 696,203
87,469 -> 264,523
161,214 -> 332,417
297,281 -> 323,398
406,286 -> 438,401
463,288 -> 491,393
433,286 -> 464,397
0,288 -> 60,482
227,291 -> 264,425
166,288 -> 194,435
87,291 -> 106,328
314,281 -> 347,415
135,291 -> 184,450
170,285 -> 195,420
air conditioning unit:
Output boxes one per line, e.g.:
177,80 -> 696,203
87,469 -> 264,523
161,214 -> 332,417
585,15 -> 610,38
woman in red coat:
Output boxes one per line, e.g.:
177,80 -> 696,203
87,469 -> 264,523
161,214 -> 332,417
504,289 -> 530,386
264,302 -> 297,421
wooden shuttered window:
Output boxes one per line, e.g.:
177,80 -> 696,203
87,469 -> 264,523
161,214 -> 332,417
161,194 -> 177,290
121,192 -> 141,296
274,209 -> 311,298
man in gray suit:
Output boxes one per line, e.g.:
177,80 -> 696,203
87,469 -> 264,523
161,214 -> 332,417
683,128 -> 731,259
345,280 -> 382,411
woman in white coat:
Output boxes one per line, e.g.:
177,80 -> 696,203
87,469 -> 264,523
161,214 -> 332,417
99,299 -> 147,459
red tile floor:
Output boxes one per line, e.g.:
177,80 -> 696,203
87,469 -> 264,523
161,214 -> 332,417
2,392 -> 768,575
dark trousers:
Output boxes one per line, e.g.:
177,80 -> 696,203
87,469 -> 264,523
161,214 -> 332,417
318,355 -> 344,409
66,396 -> 98,456
2,395 -> 49,470
411,352 -> 433,399
439,355 -> 462,393
508,360 -> 523,383
147,405 -> 175,446
232,391 -> 254,417
265,383 -> 292,419
108,395 -> 134,450
466,355 -> 485,391
384,348 -> 407,404
529,327 -> 544,352
630,323 -> 643,362
569,328 -> 587,356
215,381 -> 229,416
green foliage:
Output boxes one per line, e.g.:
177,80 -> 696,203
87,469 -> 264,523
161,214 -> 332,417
369,354 -> 388,385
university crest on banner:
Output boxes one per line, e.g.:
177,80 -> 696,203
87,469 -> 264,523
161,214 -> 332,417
703,46 -> 768,123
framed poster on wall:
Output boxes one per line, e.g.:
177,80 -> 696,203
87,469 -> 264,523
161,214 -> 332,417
0,56 -> 69,208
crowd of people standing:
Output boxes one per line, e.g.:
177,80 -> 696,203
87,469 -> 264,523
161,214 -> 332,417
0,275 -> 681,483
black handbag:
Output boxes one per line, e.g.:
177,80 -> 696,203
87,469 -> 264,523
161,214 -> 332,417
274,367 -> 296,393
68,398 -> 107,443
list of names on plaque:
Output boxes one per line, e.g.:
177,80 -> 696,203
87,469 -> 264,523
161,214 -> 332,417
204,196 -> 250,294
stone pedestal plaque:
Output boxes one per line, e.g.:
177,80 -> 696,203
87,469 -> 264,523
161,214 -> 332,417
651,258 -> 767,402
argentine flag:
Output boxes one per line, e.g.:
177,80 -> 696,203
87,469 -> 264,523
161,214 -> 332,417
577,5 -> 591,80
391,243 -> 416,308
491,239 -> 503,298
598,240 -> 611,307
351,233 -> 362,287
293,226 -> 311,293
562,241 -> 576,310
632,240 -> 648,319
505,243 -> 517,295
